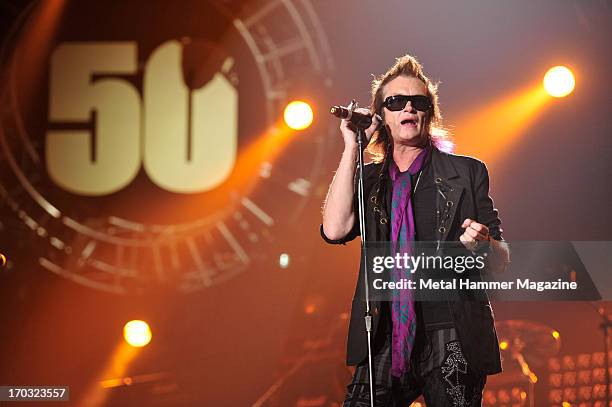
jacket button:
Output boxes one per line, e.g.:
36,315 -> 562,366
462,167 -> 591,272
446,201 -> 454,207
380,218 -> 388,224
438,226 -> 446,234
435,177 -> 443,184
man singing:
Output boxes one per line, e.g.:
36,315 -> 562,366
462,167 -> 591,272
321,54 -> 510,406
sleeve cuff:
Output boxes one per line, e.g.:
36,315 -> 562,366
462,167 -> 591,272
320,224 -> 349,245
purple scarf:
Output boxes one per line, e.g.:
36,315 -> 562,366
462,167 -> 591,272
388,146 -> 430,377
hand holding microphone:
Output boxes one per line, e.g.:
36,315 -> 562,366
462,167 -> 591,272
330,102 -> 382,150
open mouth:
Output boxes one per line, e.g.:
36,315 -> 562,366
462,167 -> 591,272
401,119 -> 418,127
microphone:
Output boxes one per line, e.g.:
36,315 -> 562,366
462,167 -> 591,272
330,105 -> 378,129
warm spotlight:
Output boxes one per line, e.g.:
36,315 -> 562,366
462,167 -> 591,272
283,101 -> 313,130
123,320 -> 152,347
543,66 -> 575,98
552,330 -> 560,340
499,340 -> 508,350
279,253 -> 290,269
454,85 -> 548,164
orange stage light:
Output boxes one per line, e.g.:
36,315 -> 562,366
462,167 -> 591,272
123,320 -> 152,348
454,85 -> 549,165
283,100 -> 314,130
81,341 -> 140,406
543,66 -> 575,98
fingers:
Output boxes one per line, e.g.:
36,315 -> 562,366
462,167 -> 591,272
460,219 -> 490,251
372,113 -> 382,126
469,222 -> 489,237
344,120 -> 358,134
340,118 -> 351,131
339,106 -> 381,144
462,219 -> 489,236
464,227 -> 487,240
365,112 -> 381,141
340,118 -> 358,134
339,120 -> 360,150
459,233 -> 480,252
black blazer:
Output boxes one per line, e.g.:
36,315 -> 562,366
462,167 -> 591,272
321,148 -> 504,375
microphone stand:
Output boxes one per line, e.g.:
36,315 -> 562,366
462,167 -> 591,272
349,100 -> 376,407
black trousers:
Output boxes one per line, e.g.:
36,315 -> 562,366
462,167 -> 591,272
343,327 -> 486,407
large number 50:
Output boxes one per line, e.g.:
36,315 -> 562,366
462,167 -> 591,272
47,41 -> 237,196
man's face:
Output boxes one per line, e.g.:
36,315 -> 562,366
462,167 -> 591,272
382,76 -> 429,146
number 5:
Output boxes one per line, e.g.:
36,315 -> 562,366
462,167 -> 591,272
48,43 -> 141,195
48,41 -> 238,196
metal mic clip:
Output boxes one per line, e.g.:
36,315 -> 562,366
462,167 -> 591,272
346,99 -> 358,120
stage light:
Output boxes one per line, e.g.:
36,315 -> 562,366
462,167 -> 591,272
123,320 -> 152,347
279,253 -> 290,269
577,353 -> 591,369
549,373 -> 562,388
283,101 -> 313,130
498,390 -> 510,403
549,357 -> 562,372
563,371 -> 577,386
577,370 -> 592,385
549,389 -> 563,403
578,385 -> 592,400
592,352 -> 605,367
593,383 -> 606,398
0,254 -> 6,267
483,390 -> 496,405
500,340 -> 509,350
552,330 -> 560,340
454,85 -> 548,164
543,66 -> 575,98
592,367 -> 605,382
562,386 -> 576,402
563,355 -> 576,370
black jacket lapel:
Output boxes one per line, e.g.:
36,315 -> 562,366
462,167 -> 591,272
432,149 -> 464,242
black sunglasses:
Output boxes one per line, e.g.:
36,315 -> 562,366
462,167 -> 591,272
383,94 -> 432,112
